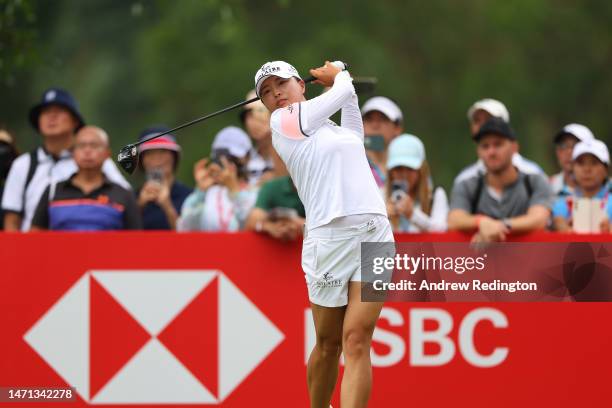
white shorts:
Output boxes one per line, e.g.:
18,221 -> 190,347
301,214 -> 395,307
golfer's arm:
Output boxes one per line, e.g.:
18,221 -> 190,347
302,71 -> 355,132
340,77 -> 363,140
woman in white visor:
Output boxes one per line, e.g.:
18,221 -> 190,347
255,60 -> 394,408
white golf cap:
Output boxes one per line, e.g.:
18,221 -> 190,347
467,98 -> 510,123
254,61 -> 302,97
212,126 -> 253,159
572,139 -> 609,165
554,123 -> 595,144
361,96 -> 403,123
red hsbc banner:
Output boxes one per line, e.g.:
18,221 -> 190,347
0,232 -> 611,407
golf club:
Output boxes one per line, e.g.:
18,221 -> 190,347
117,61 -> 349,174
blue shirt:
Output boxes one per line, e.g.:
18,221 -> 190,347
552,182 -> 612,220
139,181 -> 192,230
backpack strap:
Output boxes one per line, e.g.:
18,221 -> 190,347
523,173 -> 533,201
470,174 -> 484,214
21,148 -> 39,215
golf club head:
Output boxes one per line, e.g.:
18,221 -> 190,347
117,144 -> 139,175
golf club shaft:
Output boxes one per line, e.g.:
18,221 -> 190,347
133,60 -> 349,147
133,76 -> 319,148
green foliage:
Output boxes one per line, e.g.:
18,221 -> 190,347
0,0 -> 37,87
1,0 -> 610,188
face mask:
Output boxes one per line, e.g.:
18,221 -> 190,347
0,142 -> 17,180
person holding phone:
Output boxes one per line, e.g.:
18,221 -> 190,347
136,126 -> 192,230
385,134 -> 448,232
255,60 -> 393,408
177,127 -> 256,232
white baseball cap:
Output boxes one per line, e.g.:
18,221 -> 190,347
554,123 -> 595,144
467,98 -> 510,123
212,126 -> 253,159
387,134 -> 426,170
361,96 -> 403,123
572,139 -> 610,166
254,61 -> 302,97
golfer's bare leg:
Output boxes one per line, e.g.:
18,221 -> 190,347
340,282 -> 384,408
308,303 -> 346,408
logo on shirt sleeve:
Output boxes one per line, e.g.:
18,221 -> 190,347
279,104 -> 307,140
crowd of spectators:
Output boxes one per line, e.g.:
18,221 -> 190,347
1,87 -> 610,239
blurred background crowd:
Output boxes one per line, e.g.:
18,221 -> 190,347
1,0 -> 611,241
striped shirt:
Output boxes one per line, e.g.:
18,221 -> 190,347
31,175 -> 141,231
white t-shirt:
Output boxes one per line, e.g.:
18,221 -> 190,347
1,147 -> 130,231
394,187 -> 449,233
269,71 -> 386,230
177,184 -> 257,232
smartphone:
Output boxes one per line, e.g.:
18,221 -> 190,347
211,148 -> 232,168
146,168 -> 164,183
391,180 -> 409,203
364,135 -> 385,152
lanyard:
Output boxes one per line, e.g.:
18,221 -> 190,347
216,188 -> 234,231
369,160 -> 385,187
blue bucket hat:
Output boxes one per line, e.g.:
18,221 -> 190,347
29,88 -> 85,132
387,134 -> 426,170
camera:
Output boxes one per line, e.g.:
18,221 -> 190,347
210,148 -> 233,168
391,180 -> 408,203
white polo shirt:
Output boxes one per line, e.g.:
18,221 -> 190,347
1,147 -> 131,231
269,71 -> 386,230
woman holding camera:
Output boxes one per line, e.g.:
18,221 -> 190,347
386,134 -> 448,232
177,126 -> 257,231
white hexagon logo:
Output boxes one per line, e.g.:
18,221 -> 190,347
23,270 -> 284,404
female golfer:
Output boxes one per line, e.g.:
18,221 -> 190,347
255,60 -> 394,408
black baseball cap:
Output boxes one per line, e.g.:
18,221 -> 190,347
473,117 -> 516,142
